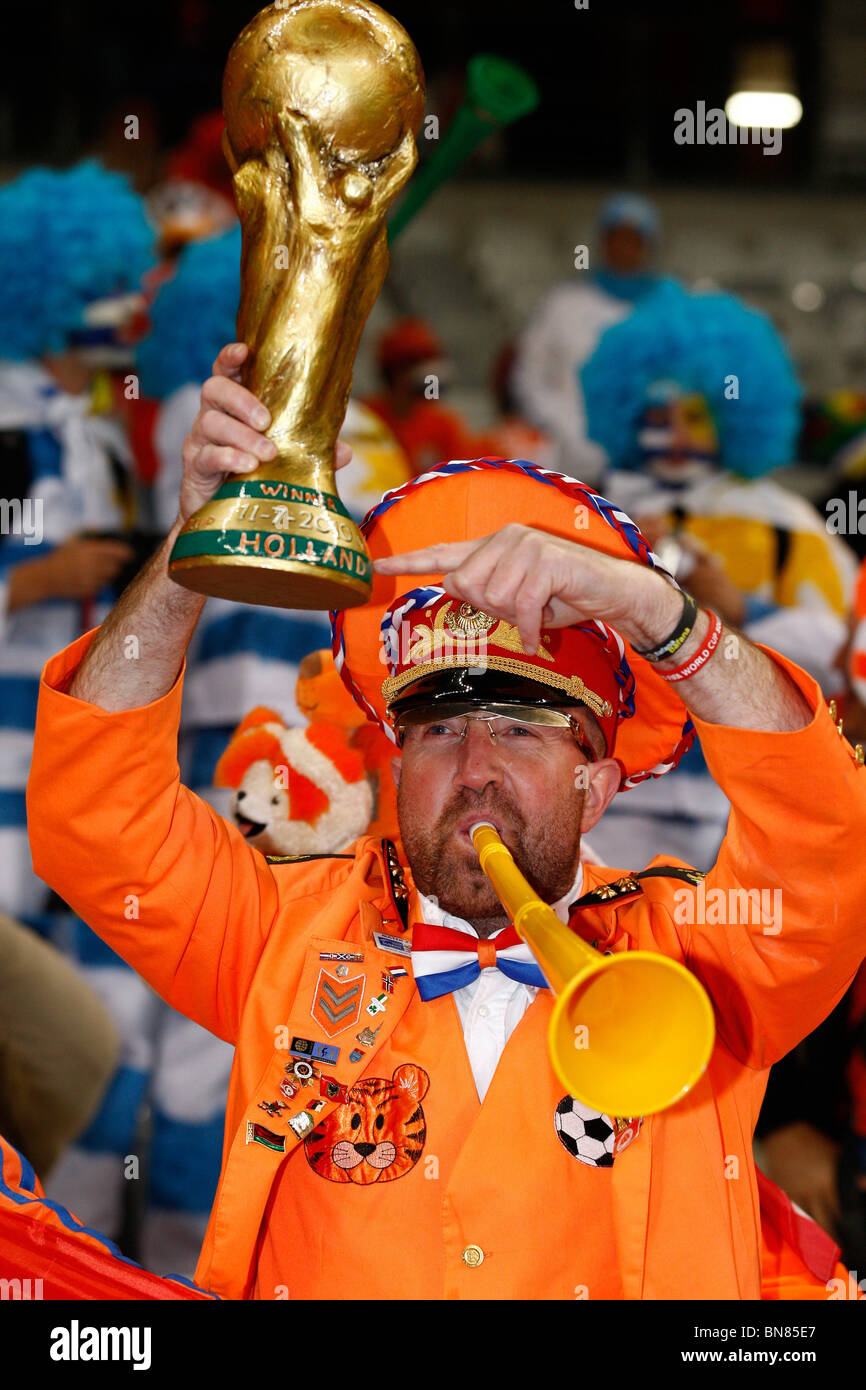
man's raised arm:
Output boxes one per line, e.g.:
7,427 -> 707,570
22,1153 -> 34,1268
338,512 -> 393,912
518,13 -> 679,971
70,342 -> 277,710
26,345 -> 352,1044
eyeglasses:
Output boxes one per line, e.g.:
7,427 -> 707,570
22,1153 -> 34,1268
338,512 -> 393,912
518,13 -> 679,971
396,708 -> 598,763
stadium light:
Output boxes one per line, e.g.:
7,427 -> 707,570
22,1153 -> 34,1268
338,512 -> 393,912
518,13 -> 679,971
725,43 -> 803,130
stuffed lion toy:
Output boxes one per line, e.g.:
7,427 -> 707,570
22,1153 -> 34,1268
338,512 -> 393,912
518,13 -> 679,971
214,650 -> 399,857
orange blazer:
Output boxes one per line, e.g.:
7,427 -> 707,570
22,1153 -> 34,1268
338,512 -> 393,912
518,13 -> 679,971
26,631 -> 866,1299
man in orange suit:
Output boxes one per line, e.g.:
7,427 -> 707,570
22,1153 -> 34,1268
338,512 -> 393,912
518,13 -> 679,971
26,342 -> 866,1299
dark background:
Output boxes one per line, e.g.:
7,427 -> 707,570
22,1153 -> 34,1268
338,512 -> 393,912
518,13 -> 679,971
5,0 -> 865,400
0,0 -> 829,187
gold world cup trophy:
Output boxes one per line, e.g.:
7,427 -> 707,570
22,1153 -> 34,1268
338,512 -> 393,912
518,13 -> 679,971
168,0 -> 425,610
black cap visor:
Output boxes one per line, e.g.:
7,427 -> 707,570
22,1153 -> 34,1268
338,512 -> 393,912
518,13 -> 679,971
388,668 -> 583,722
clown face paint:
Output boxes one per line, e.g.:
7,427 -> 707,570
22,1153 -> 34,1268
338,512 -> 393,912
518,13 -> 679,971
637,386 -> 720,484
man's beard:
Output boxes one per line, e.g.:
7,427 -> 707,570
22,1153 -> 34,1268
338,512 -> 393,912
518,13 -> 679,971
398,782 -> 583,934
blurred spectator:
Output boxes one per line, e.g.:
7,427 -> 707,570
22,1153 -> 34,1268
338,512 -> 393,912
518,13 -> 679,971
332,399 -> 411,519
0,910 -> 119,1178
364,317 -> 477,475
840,557 -> 866,744
164,109 -> 235,202
512,192 -> 680,482
146,110 -> 237,260
0,160 -> 168,1258
474,343 -> 555,466
578,283 -> 857,870
756,966 -> 866,1273
0,162 -> 153,924
805,391 -> 866,563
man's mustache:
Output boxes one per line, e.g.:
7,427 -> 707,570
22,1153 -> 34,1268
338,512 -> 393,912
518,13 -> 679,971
436,796 -> 526,843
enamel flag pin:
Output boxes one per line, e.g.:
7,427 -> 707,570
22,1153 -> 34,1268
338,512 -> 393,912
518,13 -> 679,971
247,1122 -> 286,1152
320,1077 -> 348,1102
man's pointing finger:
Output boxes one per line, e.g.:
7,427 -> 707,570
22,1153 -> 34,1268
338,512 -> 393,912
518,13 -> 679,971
372,539 -> 486,574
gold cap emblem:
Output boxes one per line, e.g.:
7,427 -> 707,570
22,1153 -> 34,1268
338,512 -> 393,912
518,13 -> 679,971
444,603 -> 497,638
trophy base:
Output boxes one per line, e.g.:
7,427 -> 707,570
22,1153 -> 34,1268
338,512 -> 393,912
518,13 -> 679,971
170,553 -> 370,610
167,474 -> 372,611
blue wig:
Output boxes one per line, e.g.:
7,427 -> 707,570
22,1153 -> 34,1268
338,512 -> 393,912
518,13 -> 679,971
136,225 -> 241,400
0,161 -> 155,361
580,284 -> 802,478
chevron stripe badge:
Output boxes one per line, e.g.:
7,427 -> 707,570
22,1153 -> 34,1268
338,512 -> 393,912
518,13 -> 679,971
310,968 -> 365,1038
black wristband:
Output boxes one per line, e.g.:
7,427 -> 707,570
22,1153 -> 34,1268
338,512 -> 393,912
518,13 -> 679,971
633,590 -> 698,663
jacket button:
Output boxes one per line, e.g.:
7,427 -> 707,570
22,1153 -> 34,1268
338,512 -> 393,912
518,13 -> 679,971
462,1244 -> 484,1268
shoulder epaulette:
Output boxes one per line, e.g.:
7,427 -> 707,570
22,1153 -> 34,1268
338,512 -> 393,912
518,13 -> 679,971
569,865 -> 706,911
383,838 -> 410,931
266,844 -> 412,931
265,852 -> 355,865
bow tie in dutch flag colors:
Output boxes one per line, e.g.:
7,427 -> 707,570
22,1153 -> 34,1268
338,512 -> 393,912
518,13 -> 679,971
410,921 -> 551,1000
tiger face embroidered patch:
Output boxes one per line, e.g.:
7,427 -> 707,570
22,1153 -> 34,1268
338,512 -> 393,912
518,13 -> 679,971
303,1064 -> 429,1184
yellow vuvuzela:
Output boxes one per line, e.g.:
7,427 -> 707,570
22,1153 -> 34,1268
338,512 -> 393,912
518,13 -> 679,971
169,0 -> 425,610
470,823 -> 715,1116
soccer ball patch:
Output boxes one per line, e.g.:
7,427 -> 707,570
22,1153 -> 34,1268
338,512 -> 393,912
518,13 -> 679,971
554,1096 -> 641,1167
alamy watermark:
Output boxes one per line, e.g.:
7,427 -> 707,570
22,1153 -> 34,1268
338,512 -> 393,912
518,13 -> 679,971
825,492 -> 866,536
674,883 -> 782,935
674,103 -> 782,157
49,1320 -> 151,1370
1,1276 -> 43,1299
0,497 -> 42,545
379,621 -> 489,677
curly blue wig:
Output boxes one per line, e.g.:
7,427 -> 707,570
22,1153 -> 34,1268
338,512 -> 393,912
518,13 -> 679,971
0,161 -> 155,361
580,284 -> 802,478
136,225 -> 241,400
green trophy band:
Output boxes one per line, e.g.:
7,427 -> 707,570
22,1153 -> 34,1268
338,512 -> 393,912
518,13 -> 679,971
169,481 -> 372,597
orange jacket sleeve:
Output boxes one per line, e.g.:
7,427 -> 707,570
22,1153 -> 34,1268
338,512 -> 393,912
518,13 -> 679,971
676,648 -> 866,1068
0,1132 -> 218,1299
26,630 -> 342,1045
